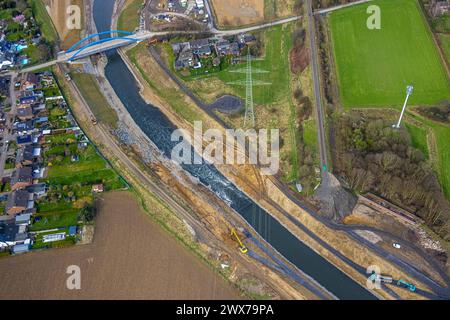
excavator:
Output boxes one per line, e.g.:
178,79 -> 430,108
231,228 -> 248,254
397,279 -> 416,292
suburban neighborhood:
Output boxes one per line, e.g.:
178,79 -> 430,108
0,70 -> 122,255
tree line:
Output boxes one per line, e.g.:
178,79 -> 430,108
333,112 -> 450,240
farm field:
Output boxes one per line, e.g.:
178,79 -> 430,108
42,0 -> 85,49
210,0 -> 264,27
0,192 -> 238,300
329,0 -> 450,108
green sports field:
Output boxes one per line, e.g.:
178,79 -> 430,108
329,0 -> 450,108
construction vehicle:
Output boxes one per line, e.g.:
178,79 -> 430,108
231,228 -> 248,254
397,279 -> 416,292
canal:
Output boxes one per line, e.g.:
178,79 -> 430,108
93,0 -> 376,300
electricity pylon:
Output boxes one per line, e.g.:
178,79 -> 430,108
244,49 -> 255,127
227,47 -> 270,128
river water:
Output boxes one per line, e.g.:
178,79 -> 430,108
93,0 -> 376,300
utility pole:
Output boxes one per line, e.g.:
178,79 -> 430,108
393,85 -> 414,129
244,48 -> 255,128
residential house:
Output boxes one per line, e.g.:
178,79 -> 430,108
6,189 -> 34,216
15,213 -> 32,225
16,134 -> 33,145
19,90 -> 43,105
21,73 -> 39,91
215,40 -> 240,56
26,183 -> 47,199
0,76 -> 10,97
190,38 -> 212,56
431,1 -> 450,16
14,120 -> 36,136
0,51 -> 14,69
237,33 -> 257,46
0,219 -> 30,249
173,42 -> 194,70
10,167 -> 33,190
17,105 -> 34,121
16,145 -> 42,168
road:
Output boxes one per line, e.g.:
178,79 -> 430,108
306,0 -> 328,172
0,15 -> 302,74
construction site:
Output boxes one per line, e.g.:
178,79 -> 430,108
1,0 -> 449,302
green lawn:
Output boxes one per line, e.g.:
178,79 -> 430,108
30,209 -> 79,231
303,118 -> 318,154
47,144 -> 123,190
329,0 -> 450,108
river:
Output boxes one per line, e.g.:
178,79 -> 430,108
93,0 -> 376,300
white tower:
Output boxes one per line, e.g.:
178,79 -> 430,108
393,85 -> 414,129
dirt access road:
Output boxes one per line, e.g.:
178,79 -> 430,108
0,191 -> 238,300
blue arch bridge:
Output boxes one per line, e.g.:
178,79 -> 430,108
59,30 -> 152,62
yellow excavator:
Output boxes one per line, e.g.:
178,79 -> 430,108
231,228 -> 248,254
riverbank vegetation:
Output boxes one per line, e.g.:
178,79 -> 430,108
71,72 -> 119,128
118,0 -> 144,32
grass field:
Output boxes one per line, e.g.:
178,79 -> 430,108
30,0 -> 59,44
405,123 -> 429,158
329,0 -> 450,108
71,73 -> 119,128
407,113 -> 450,200
118,0 -> 143,32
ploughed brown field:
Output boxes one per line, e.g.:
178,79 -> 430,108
0,192 -> 239,300
210,0 -> 264,26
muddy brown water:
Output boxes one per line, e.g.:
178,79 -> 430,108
0,192 -> 239,299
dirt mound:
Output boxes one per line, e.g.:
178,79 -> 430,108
314,173 -> 357,222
